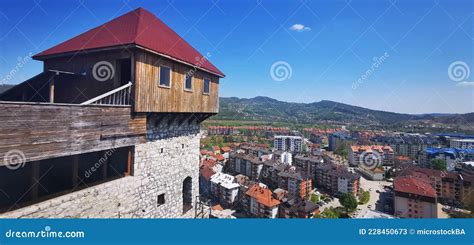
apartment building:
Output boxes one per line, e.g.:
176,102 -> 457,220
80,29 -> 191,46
328,131 -> 354,151
227,152 -> 264,181
400,167 -> 474,208
209,173 -> 240,208
348,145 -> 394,167
314,163 -> 360,196
279,199 -> 320,218
394,177 -> 438,218
419,148 -> 474,171
371,134 -> 440,160
450,139 -> 474,149
243,184 -> 280,218
293,154 -> 323,179
274,136 -> 303,153
240,144 -> 272,158
277,167 -> 312,200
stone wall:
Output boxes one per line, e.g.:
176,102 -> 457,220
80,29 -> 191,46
0,114 -> 201,218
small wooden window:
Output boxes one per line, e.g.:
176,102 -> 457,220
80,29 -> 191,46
184,74 -> 192,91
157,194 -> 165,206
159,66 -> 171,88
203,78 -> 210,95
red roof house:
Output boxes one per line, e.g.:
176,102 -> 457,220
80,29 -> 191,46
34,7 -> 224,78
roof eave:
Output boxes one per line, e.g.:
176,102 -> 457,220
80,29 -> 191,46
33,44 -> 225,78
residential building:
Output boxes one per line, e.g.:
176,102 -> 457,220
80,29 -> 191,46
277,167 -> 312,200
450,139 -> 474,149
279,199 -> 320,218
315,163 -> 360,196
199,159 -> 218,197
371,133 -> 440,160
348,145 -> 394,167
394,177 -> 438,218
207,126 -> 290,137
209,173 -> 240,208
227,152 -> 264,181
240,144 -> 272,158
0,7 -> 224,218
328,131 -> 354,151
293,154 -> 323,180
243,184 -> 280,218
418,148 -> 474,171
357,167 -> 385,181
457,162 -> 474,175
274,136 -> 303,153
221,146 -> 231,160
400,167 -> 474,208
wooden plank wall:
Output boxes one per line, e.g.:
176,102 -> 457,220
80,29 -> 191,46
0,102 -> 146,166
43,50 -> 133,104
134,50 -> 219,113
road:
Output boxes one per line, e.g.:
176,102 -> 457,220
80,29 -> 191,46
357,176 -> 392,214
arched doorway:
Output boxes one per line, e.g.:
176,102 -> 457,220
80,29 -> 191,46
182,177 -> 192,214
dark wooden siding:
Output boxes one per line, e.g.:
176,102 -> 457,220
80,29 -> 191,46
0,102 -> 146,166
134,50 -> 219,113
41,49 -> 133,104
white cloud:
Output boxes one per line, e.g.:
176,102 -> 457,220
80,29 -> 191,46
290,24 -> 311,32
456,81 -> 474,87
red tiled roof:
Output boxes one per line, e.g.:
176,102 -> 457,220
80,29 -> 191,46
215,154 -> 225,161
245,184 -> 280,208
34,8 -> 224,77
221,146 -> 231,152
200,159 -> 217,181
394,177 -> 437,198
212,146 -> 221,151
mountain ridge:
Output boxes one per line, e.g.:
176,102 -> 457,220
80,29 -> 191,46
216,96 -> 474,125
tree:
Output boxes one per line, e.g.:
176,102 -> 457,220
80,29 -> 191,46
314,207 -> 340,219
358,191 -> 370,204
310,193 -> 320,203
340,193 -> 358,212
431,159 -> 447,170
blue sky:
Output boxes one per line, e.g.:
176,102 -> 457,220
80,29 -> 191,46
0,0 -> 473,114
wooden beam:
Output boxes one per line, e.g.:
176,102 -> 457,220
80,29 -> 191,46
126,148 -> 133,176
48,79 -> 55,103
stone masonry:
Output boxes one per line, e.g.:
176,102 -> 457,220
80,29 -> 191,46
0,114 -> 201,218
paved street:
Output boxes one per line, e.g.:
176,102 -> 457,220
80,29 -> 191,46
357,176 -> 392,214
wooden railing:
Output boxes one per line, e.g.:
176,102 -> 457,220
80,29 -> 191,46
81,82 -> 132,106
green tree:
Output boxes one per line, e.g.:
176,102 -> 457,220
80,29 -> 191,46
340,193 -> 358,212
314,207 -> 340,219
431,159 -> 447,170
358,191 -> 370,204
310,193 -> 320,203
